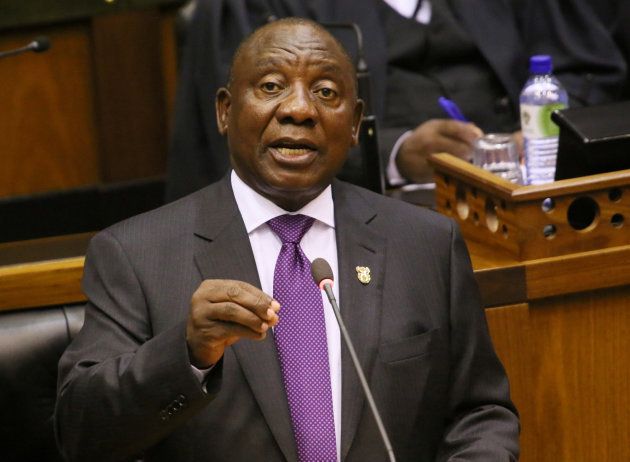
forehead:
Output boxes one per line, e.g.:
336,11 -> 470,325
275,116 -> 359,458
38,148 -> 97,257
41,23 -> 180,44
234,23 -> 354,78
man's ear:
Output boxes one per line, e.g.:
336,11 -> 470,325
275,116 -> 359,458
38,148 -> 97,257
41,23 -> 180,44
216,87 -> 232,135
351,99 -> 364,146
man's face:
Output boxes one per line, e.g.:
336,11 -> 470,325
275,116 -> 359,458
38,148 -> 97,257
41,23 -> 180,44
216,22 -> 363,211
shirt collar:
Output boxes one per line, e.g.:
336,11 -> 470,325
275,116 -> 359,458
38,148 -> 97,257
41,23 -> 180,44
231,170 -> 335,233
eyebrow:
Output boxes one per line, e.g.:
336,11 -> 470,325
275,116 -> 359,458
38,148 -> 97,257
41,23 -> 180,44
253,57 -> 287,69
252,58 -> 346,76
318,63 -> 344,75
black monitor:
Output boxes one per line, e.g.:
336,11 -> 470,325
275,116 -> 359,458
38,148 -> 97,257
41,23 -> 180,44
553,100 -> 630,180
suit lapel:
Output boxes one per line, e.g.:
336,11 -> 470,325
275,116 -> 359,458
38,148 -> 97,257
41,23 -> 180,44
332,181 -> 387,460
192,177 -> 297,461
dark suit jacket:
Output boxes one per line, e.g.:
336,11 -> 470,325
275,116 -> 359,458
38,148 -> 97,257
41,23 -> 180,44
56,177 -> 519,461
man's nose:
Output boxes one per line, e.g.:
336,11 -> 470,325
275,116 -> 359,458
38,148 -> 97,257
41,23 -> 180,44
275,85 -> 318,126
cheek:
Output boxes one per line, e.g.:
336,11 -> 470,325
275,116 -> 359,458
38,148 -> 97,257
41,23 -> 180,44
228,112 -> 268,158
232,111 -> 260,134
232,96 -> 273,131
325,110 -> 357,144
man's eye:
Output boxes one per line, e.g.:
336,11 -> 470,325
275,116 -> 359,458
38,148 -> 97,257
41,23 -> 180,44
261,82 -> 280,92
315,87 -> 336,99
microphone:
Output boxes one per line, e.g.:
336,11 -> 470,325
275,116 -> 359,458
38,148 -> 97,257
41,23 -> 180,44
0,36 -> 51,59
311,258 -> 396,462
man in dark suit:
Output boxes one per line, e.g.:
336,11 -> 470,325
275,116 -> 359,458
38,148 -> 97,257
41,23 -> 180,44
56,18 -> 519,461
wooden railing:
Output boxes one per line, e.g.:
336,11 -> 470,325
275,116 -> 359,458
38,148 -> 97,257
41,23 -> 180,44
0,233 -> 91,311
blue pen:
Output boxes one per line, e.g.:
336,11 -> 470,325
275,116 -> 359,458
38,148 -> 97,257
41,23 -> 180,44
438,96 -> 468,122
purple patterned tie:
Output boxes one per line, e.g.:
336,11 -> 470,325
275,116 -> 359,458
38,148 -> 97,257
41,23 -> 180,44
267,214 -> 337,462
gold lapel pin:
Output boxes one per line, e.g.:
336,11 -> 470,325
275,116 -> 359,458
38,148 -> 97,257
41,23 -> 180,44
355,266 -> 371,285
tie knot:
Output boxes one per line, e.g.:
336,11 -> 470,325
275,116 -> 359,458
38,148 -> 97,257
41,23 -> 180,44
267,214 -> 315,244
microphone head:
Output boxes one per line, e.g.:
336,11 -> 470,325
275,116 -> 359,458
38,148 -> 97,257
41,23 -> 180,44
31,36 -> 51,53
311,258 -> 334,289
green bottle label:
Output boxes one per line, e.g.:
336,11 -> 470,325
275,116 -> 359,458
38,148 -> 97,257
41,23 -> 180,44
520,103 -> 567,138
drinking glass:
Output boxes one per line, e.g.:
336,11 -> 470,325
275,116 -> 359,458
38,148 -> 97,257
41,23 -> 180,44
473,133 -> 523,184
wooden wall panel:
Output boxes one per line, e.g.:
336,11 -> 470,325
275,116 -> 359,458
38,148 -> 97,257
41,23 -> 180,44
0,24 -> 100,198
0,5 -> 180,200
486,289 -> 630,462
91,10 -> 169,182
160,7 -> 179,127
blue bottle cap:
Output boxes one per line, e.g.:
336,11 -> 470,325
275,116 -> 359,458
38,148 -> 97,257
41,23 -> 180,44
530,55 -> 552,74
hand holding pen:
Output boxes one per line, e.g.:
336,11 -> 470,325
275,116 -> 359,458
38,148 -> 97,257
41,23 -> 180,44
394,98 -> 483,183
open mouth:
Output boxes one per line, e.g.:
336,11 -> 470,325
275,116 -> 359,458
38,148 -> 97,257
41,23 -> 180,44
269,139 -> 317,152
273,146 -> 313,156
267,139 -> 318,165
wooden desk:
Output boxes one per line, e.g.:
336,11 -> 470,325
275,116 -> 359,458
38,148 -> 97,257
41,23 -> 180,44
427,154 -> 630,461
466,242 -> 630,462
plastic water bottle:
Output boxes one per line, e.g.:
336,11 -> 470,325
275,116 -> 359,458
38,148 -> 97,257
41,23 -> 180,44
520,55 -> 569,185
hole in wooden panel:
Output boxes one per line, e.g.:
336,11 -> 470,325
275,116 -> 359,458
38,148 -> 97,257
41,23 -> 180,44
608,188 -> 622,202
567,196 -> 599,231
543,224 -> 556,239
485,198 -> 499,233
611,214 -> 624,228
541,197 -> 555,213
456,186 -> 469,219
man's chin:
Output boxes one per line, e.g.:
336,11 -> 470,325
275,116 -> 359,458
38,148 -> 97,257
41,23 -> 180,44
260,177 -> 329,210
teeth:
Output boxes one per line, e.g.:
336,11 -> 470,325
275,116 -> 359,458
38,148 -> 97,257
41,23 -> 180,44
276,147 -> 312,156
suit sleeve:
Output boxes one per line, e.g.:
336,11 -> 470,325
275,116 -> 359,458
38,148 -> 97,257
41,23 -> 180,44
55,230 -> 219,462
436,222 -> 520,461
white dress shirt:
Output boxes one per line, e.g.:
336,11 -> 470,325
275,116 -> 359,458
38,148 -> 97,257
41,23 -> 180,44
383,0 -> 432,24
232,171 -> 342,459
